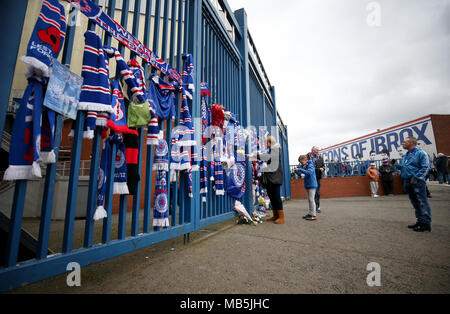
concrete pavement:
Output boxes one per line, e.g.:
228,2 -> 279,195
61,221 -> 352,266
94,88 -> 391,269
8,182 -> 450,294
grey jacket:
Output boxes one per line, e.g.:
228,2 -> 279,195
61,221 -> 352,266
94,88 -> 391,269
257,143 -> 284,186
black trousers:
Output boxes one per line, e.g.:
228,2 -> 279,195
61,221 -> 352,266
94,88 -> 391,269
266,183 -> 283,211
381,180 -> 394,195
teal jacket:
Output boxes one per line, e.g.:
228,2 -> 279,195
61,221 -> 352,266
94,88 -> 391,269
396,148 -> 430,182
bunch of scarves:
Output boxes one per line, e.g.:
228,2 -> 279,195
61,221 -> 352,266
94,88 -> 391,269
73,31 -> 147,139
168,55 -> 196,197
4,0 -> 67,181
94,134 -> 129,221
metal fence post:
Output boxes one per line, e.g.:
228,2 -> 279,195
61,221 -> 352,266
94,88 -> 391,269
0,0 -> 28,142
235,9 -> 253,215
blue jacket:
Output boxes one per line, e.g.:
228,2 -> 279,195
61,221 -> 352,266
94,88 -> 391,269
396,148 -> 430,182
297,161 -> 318,189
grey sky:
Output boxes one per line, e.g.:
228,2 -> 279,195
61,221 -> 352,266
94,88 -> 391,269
226,0 -> 450,164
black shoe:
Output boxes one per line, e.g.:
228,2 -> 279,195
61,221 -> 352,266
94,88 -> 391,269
305,215 -> 317,221
408,222 -> 420,229
413,223 -> 432,232
303,215 -> 311,220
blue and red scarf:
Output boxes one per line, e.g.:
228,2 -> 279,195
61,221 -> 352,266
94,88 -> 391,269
153,170 -> 169,227
94,134 -> 128,221
21,0 -> 67,78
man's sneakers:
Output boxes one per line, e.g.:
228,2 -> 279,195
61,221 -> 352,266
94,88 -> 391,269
413,223 -> 432,233
408,221 -> 432,232
303,215 -> 317,221
408,221 -> 420,229
316,208 -> 321,213
372,194 -> 380,198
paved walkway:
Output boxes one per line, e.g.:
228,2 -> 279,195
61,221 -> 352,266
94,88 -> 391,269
9,182 -> 450,294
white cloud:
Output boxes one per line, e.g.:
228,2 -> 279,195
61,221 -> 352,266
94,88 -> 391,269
227,0 -> 450,164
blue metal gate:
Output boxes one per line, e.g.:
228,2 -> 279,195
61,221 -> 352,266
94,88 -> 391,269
0,0 -> 290,292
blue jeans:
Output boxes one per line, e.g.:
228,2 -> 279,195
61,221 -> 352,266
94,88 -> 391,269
404,180 -> 432,225
437,171 -> 449,184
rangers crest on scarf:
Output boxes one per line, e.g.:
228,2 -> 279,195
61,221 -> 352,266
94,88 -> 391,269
153,170 -> 170,227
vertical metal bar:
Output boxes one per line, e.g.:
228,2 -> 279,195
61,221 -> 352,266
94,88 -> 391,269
4,181 -> 27,267
63,0 -> 98,254
130,0 -> 142,59
169,0 -> 179,227
142,0 -> 154,76
142,0 -> 154,233
176,0 -> 184,71
143,142 -> 153,233
103,0 -> 117,46
153,0 -> 162,66
0,0 -> 27,140
102,142 -> 117,243
62,110 -> 85,253
129,0 -> 145,237
118,195 -> 127,240
161,0 -> 172,229
118,0 -> 130,55
131,128 -> 144,236
161,0 -> 170,61
84,0 -> 115,248
37,115 -> 63,259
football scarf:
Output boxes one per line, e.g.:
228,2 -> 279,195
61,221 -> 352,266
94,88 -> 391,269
40,108 -> 56,164
123,132 -> 140,196
4,77 -> 46,180
21,0 -> 67,78
65,0 -> 182,84
127,59 -> 147,100
78,31 -> 111,113
225,161 -> 246,200
177,90 -> 195,147
94,134 -> 129,221
104,47 -> 146,104
153,138 -> 169,172
199,83 -> 210,202
146,113 -> 159,146
213,142 -> 224,196
153,170 -> 170,227
107,80 -> 139,135
182,54 -> 195,100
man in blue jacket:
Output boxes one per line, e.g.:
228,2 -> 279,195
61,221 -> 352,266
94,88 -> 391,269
397,137 -> 432,232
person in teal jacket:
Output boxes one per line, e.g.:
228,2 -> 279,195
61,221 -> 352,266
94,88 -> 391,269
297,155 -> 318,221
396,137 -> 432,232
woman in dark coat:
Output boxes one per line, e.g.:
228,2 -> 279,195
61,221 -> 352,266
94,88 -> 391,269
255,136 -> 285,224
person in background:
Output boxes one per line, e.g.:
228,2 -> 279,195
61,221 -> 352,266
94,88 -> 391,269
435,153 -> 449,184
367,163 -> 380,198
379,158 -> 395,196
297,155 -> 318,221
307,146 -> 325,213
396,137 -> 432,233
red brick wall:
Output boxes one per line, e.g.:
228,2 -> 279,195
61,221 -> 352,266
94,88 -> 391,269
431,115 -> 450,156
291,176 -> 405,199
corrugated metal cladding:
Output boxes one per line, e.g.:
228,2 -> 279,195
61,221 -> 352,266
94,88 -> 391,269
249,69 -> 264,127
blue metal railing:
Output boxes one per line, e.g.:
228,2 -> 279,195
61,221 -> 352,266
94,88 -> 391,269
0,0 -> 291,291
